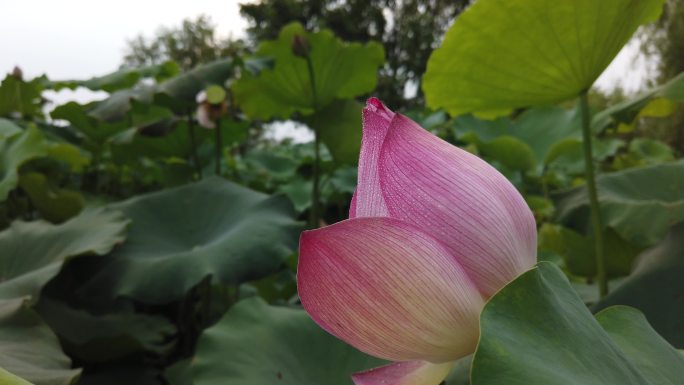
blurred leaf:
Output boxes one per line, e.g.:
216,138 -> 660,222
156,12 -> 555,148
0,118 -> 22,141
35,298 -> 176,363
51,61 -> 181,93
539,224 -> 642,278
0,127 -> 48,201
546,137 -> 625,176
454,106 -> 582,173
278,177 -> 312,213
0,75 -> 44,117
594,224 -> 684,348
0,208 -> 128,301
75,177 -> 301,304
50,102 -> 128,144
0,298 -> 81,385
84,59 -> 236,123
471,262 -> 684,384
158,58 -> 234,103
18,172 -> 84,223
303,99 -> 362,164
233,22 -> 384,120
556,160 -> 684,247
594,72 -> 684,131
424,0 -> 665,116
88,87 -> 155,123
45,143 -> 90,172
186,297 -> 385,385
629,138 -> 674,164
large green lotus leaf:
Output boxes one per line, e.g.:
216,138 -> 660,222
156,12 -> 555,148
0,208 -> 128,301
423,0 -> 665,116
471,262 -> 684,384
596,306 -> 684,382
0,298 -> 80,385
0,126 -> 48,201
303,99 -> 363,164
593,72 -> 684,131
233,22 -> 384,120
76,177 -> 300,304
0,367 -> 33,385
593,224 -> 684,348
184,297 -> 384,385
556,160 -> 684,247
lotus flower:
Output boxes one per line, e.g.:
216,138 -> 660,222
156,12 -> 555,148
297,98 -> 537,385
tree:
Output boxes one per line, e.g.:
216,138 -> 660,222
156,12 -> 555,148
122,15 -> 247,71
638,0 -> 684,150
639,0 -> 684,83
240,0 -> 471,109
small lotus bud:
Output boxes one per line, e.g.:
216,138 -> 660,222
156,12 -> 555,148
11,66 -> 23,80
292,34 -> 310,58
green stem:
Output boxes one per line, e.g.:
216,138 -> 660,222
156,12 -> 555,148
579,91 -> 607,298
215,119 -> 222,176
187,111 -> 202,179
305,55 -> 320,228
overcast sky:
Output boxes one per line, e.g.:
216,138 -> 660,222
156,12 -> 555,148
1,0 -> 649,93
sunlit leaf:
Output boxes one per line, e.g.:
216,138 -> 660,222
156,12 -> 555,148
424,0 -> 666,116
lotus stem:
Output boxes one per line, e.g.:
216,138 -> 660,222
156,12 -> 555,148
579,91 -> 607,298
215,118 -> 222,176
305,55 -> 320,228
187,111 -> 202,179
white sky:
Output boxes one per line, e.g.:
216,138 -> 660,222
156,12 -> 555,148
0,0 -> 248,80
1,0 -> 648,101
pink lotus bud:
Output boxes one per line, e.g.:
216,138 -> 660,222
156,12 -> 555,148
297,98 -> 537,384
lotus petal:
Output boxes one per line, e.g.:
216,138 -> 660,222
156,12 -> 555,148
352,360 -> 454,385
377,113 -> 537,297
351,97 -> 394,218
298,217 -> 483,363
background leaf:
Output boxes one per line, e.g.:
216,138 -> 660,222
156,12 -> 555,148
233,22 -> 384,120
186,297 -> 385,385
75,177 -> 301,304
